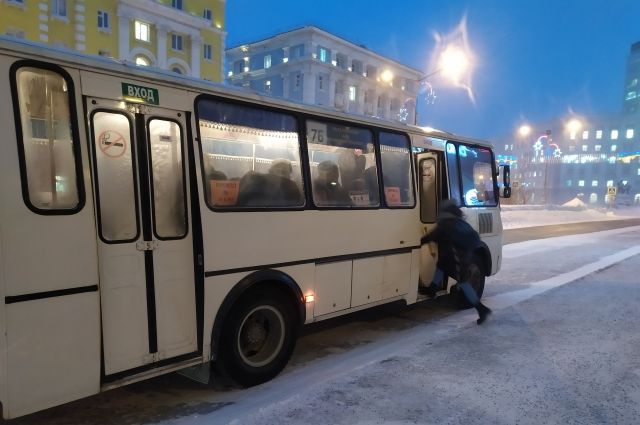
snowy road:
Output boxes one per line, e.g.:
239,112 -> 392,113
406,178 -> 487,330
6,222 -> 640,425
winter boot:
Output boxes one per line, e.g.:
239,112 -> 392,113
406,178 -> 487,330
476,303 -> 492,325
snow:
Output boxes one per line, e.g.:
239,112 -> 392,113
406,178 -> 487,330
500,204 -> 640,229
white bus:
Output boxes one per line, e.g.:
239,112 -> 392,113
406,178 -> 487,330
0,37 -> 510,419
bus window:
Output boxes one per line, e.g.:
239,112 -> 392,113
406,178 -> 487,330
379,132 -> 414,207
458,144 -> 497,207
148,119 -> 187,238
307,120 -> 379,208
197,98 -> 304,209
445,142 -> 461,204
13,66 -> 81,211
91,111 -> 139,242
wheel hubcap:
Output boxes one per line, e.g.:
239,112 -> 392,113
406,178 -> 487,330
237,305 -> 285,368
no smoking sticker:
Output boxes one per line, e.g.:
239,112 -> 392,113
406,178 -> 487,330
98,130 -> 127,158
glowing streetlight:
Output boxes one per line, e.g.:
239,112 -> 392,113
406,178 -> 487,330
566,119 -> 583,133
566,118 -> 583,140
438,45 -> 470,84
518,125 -> 532,138
380,69 -> 394,84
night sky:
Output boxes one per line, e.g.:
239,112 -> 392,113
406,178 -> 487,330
226,0 -> 640,143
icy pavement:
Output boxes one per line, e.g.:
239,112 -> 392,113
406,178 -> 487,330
193,226 -> 640,425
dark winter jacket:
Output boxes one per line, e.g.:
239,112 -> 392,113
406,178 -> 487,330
421,211 -> 480,280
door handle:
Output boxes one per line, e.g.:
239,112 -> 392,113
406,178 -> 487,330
136,240 -> 159,251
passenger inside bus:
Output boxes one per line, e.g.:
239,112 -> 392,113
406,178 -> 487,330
236,159 -> 303,207
313,160 -> 353,206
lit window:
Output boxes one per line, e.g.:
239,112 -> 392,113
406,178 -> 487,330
578,180 -> 585,187
172,34 -> 183,51
582,145 -> 588,152
566,180 -> 572,187
631,78 -> 639,87
264,55 -> 271,69
607,180 -> 614,186
53,0 -> 67,17
609,156 -> 616,164
592,180 -> 598,187
596,130 -> 602,139
348,86 -> 356,101
569,131 -> 576,140
625,91 -> 637,100
135,21 -> 150,42
203,9 -> 212,20
172,0 -> 183,10
264,80 -> 271,93
319,47 -> 328,62
595,145 -> 601,152
611,129 -> 619,140
97,11 -> 109,29
135,56 -> 150,66
611,144 -> 617,152
637,169 -> 640,176
627,128 -> 634,139
582,130 -> 589,139
203,44 -> 212,60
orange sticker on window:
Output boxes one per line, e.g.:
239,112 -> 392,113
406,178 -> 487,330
384,187 -> 401,205
210,180 -> 239,206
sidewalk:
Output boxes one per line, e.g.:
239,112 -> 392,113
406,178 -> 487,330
500,205 -> 640,229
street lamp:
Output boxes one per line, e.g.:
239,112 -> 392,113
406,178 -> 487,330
518,124 -> 532,138
414,44 -> 472,124
566,118 -> 583,139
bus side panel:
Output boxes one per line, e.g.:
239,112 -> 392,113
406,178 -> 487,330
5,294 -> 100,418
0,59 -> 101,418
0,227 -> 6,418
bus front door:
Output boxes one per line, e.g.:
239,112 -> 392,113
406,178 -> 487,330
87,98 -> 197,376
416,152 -> 440,287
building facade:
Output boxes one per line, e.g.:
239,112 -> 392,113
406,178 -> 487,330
226,26 -> 423,123
499,41 -> 640,206
623,41 -> 640,114
503,114 -> 640,205
0,0 -> 226,81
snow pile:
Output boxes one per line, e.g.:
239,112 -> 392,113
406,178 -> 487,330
500,205 -> 640,229
562,197 -> 587,209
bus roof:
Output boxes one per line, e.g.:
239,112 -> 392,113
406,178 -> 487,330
0,36 -> 494,149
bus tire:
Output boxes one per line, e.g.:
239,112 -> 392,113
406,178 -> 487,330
217,289 -> 297,387
455,255 -> 485,309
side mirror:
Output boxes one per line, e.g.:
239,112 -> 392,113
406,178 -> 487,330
498,164 -> 511,198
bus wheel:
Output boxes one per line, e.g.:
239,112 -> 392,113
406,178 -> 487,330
218,290 -> 297,387
455,255 -> 486,309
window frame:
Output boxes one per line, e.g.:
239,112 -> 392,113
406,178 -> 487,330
135,20 -> 150,42
450,140 -> 499,208
195,94 -> 307,212
378,130 -> 416,209
171,33 -> 183,51
146,116 -> 189,241
9,60 -> 86,215
97,10 -> 110,30
203,43 -> 212,61
194,94 -> 419,213
89,109 -> 141,244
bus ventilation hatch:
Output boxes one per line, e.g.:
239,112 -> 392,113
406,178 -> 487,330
478,213 -> 493,234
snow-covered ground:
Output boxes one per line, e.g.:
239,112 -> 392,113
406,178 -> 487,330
500,205 -> 640,229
